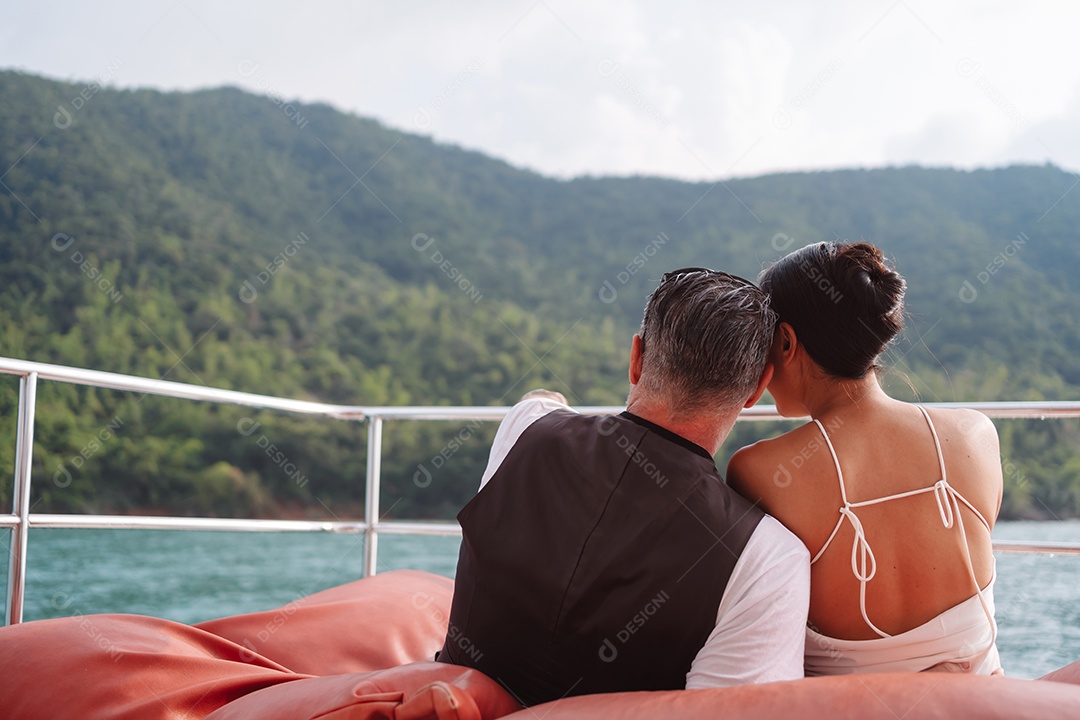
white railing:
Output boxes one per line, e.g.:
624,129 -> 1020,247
3,356 -> 1080,625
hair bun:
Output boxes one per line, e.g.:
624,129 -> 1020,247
837,242 -> 905,317
759,240 -> 906,379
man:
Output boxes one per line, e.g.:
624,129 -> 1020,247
437,268 -> 810,706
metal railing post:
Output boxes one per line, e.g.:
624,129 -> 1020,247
6,372 -> 38,625
364,416 -> 383,577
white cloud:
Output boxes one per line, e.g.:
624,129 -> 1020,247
1003,81 -> 1080,171
2,0 -> 1079,180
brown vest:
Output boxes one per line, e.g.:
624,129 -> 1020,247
438,410 -> 763,706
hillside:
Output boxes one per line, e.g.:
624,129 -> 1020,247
1,69 -> 1078,519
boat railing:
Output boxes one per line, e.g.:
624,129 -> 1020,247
3,356 -> 1080,626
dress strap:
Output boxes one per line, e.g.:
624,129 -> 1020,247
917,406 -> 993,532
809,418 -> 847,564
810,418 -> 891,637
919,405 -> 948,482
809,409 -> 998,644
916,407 -> 997,647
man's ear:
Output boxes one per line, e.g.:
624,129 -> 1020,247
743,362 -> 774,409
629,334 -> 644,385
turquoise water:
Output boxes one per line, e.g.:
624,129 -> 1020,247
2,520 -> 1078,679
988,521 -> 1080,678
3,528 -> 461,626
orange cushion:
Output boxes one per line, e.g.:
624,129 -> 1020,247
203,662 -> 522,720
499,673 -> 1080,720
195,569 -> 454,675
5,568 -> 1078,720
0,613 -> 304,720
1041,659 -> 1080,686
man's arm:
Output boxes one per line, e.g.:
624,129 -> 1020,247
685,515 -> 810,687
518,388 -> 567,404
479,391 -> 572,490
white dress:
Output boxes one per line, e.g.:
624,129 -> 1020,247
802,407 -> 1003,676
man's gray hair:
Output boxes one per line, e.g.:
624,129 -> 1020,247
637,269 -> 777,413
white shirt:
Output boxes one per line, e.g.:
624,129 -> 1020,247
477,398 -> 810,687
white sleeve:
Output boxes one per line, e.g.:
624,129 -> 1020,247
685,514 -> 810,688
478,398 -> 575,490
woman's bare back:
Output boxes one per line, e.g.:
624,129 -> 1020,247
729,402 -> 1002,640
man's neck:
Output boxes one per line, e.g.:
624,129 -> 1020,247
624,394 -> 736,456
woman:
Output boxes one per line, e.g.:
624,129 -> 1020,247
727,241 -> 1004,675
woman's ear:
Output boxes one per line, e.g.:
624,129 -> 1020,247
775,322 -> 799,365
743,362 -> 774,409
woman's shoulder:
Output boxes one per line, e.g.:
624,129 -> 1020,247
727,422 -> 823,499
921,404 -> 994,428
920,405 -> 1001,455
918,405 -> 1003,514
729,423 -> 809,470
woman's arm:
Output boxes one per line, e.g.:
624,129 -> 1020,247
726,430 -> 823,550
951,408 -> 1005,528
726,442 -> 777,512
727,446 -> 762,500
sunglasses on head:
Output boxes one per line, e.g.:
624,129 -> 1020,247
660,267 -> 757,288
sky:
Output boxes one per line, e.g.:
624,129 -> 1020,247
2,0 -> 1079,182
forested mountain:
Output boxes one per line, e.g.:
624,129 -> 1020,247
1,69 -> 1078,520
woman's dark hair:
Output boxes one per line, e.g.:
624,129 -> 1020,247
759,241 -> 906,379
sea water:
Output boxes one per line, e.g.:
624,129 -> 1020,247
2,520 -> 1078,679
990,520 -> 1080,678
